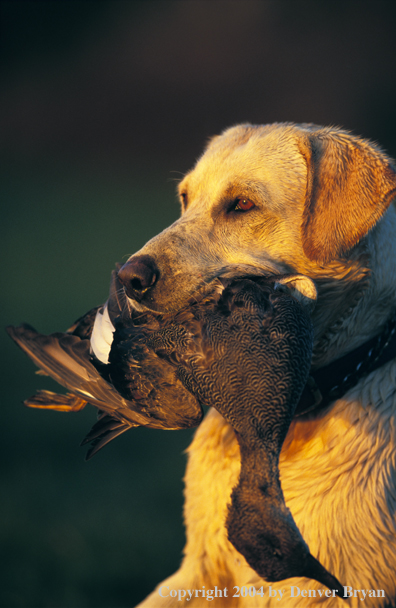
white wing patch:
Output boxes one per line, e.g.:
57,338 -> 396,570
90,304 -> 115,364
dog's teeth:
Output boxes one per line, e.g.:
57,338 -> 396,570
90,304 -> 115,364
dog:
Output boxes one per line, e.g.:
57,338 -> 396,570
120,123 -> 396,607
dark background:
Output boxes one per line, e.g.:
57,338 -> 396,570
2,1 -> 396,606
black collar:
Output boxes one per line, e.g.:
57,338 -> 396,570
295,312 -> 396,417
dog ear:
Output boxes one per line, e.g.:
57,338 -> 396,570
299,129 -> 396,263
274,275 -> 317,313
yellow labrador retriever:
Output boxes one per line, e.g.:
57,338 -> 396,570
125,123 -> 396,607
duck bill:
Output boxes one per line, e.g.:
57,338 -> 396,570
303,553 -> 346,601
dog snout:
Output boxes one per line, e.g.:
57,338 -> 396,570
117,255 -> 159,302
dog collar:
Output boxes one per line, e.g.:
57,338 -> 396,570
295,311 -> 396,417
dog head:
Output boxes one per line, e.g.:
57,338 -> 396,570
118,123 -> 396,355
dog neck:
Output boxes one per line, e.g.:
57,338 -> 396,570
299,204 -> 396,416
310,205 -> 396,366
296,309 -> 396,416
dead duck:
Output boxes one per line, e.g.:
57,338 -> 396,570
176,277 -> 344,596
6,268 -> 205,458
7,268 -> 344,594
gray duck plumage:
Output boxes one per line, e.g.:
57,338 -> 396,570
7,268 -> 345,595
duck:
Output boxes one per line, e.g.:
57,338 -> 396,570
7,267 -> 345,594
6,267 -> 205,458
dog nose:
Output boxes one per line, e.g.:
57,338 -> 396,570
117,255 -> 159,301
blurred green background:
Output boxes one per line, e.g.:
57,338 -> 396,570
2,1 -> 396,606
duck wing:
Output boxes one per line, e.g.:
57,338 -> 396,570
6,323 -> 203,457
80,412 -> 133,460
6,324 -> 156,425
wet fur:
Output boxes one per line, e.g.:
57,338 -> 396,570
133,124 -> 396,607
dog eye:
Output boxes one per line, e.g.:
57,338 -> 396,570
233,198 -> 255,212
